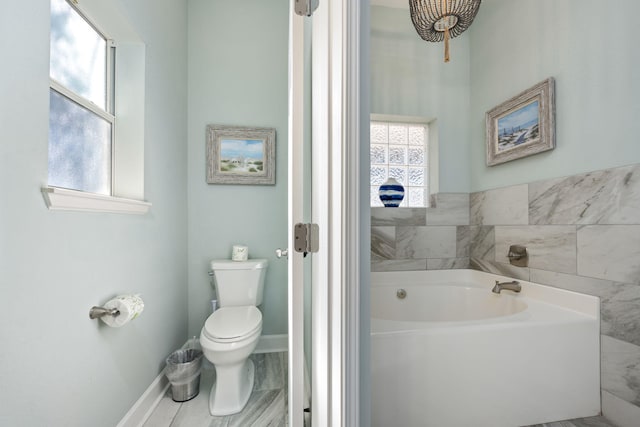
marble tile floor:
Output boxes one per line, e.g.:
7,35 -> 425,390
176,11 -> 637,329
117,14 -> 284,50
144,350 -> 613,427
144,352 -> 288,427
525,415 -> 617,427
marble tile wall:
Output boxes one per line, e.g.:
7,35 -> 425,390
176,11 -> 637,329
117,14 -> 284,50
469,163 -> 640,417
369,165 -> 640,419
371,193 -> 470,272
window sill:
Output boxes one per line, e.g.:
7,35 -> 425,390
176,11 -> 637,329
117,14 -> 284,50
41,186 -> 151,215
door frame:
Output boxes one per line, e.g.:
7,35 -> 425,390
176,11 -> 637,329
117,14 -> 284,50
288,1 -> 364,426
287,2 -> 307,426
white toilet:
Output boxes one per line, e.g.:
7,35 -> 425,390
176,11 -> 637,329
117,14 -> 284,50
199,259 -> 268,416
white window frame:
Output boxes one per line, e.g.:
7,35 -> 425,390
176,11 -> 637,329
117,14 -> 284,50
370,114 -> 437,208
43,0 -> 149,214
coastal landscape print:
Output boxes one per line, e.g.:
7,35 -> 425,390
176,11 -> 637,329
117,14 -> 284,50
496,100 -> 540,152
219,138 -> 265,175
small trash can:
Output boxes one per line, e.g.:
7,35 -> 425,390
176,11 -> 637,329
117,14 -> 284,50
165,348 -> 203,402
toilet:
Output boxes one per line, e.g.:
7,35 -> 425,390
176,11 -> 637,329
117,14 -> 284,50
199,259 -> 268,416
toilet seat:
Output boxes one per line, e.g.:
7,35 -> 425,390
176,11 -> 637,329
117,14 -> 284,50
203,306 -> 262,343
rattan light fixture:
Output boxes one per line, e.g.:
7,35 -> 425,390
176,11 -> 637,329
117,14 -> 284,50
409,0 -> 481,63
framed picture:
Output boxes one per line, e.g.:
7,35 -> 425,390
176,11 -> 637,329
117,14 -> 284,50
206,125 -> 276,185
486,77 -> 555,166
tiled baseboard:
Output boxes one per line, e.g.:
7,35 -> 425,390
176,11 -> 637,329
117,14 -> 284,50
254,334 -> 288,353
602,390 -> 640,427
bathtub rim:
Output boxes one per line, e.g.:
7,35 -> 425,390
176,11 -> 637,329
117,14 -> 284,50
371,268 -> 599,319
370,282 -> 529,323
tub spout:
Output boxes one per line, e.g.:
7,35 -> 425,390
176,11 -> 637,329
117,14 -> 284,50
492,280 -> 521,294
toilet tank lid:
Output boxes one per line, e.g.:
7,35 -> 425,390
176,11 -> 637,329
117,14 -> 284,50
210,259 -> 268,270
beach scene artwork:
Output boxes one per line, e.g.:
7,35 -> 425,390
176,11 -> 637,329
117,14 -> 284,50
496,100 -> 540,152
219,138 -> 265,175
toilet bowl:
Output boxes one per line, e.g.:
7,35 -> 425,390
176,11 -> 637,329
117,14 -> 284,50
200,305 -> 263,416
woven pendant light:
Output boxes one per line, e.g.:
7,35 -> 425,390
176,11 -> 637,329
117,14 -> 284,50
409,0 -> 481,63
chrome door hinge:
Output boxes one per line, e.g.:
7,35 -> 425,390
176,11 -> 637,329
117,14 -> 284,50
294,0 -> 319,17
294,223 -> 319,257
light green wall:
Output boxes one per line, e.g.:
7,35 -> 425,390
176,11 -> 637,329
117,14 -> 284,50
469,0 -> 640,191
371,5 -> 471,192
187,0 -> 289,337
0,0 -> 188,425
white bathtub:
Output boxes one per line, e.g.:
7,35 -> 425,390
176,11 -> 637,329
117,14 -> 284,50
371,269 -> 600,427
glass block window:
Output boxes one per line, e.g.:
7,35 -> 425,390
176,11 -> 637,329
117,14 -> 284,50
49,0 -> 115,195
370,120 -> 429,207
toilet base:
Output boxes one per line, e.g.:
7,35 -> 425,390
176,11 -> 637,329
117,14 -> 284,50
208,358 -> 255,416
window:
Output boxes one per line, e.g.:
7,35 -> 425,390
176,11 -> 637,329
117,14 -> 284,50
49,0 -> 114,195
370,119 -> 429,207
44,0 -> 148,214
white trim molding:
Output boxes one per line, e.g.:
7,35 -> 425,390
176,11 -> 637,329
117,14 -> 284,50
310,0 -> 362,425
288,4 -> 307,426
116,367 -> 169,427
343,1 -> 362,426
42,186 -> 151,215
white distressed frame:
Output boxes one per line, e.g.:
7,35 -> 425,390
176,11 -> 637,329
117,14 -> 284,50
206,125 -> 276,185
486,77 -> 556,166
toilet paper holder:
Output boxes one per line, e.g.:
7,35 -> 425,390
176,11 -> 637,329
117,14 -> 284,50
89,306 -> 121,319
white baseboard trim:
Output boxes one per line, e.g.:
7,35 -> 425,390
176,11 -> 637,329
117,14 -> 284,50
117,335 -> 288,426
116,368 -> 170,427
254,334 -> 288,353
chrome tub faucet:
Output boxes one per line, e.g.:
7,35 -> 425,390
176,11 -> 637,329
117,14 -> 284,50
492,280 -> 521,294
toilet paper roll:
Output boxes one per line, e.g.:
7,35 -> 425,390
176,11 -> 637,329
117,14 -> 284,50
231,245 -> 249,261
100,294 -> 145,328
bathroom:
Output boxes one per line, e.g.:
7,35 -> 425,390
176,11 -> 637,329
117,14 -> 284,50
370,0 -> 640,426
1,1 -> 639,427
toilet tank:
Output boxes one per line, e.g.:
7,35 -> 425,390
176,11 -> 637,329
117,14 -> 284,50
210,259 -> 268,307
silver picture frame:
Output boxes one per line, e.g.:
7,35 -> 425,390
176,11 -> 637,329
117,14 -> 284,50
486,77 -> 555,166
206,125 -> 276,185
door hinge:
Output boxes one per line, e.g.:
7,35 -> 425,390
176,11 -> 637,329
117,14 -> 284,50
294,223 -> 319,257
294,0 -> 319,17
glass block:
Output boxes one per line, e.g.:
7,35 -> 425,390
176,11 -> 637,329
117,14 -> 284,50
50,0 -> 106,108
408,167 -> 425,186
408,125 -> 426,145
370,166 -> 388,186
389,167 -> 407,186
389,125 -> 408,145
408,187 -> 426,207
388,145 -> 407,165
371,186 -> 383,207
370,144 -> 388,165
408,147 -> 425,166
48,89 -> 112,195
370,122 -> 388,144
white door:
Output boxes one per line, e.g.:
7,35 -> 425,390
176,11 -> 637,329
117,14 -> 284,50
288,1 -> 363,426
